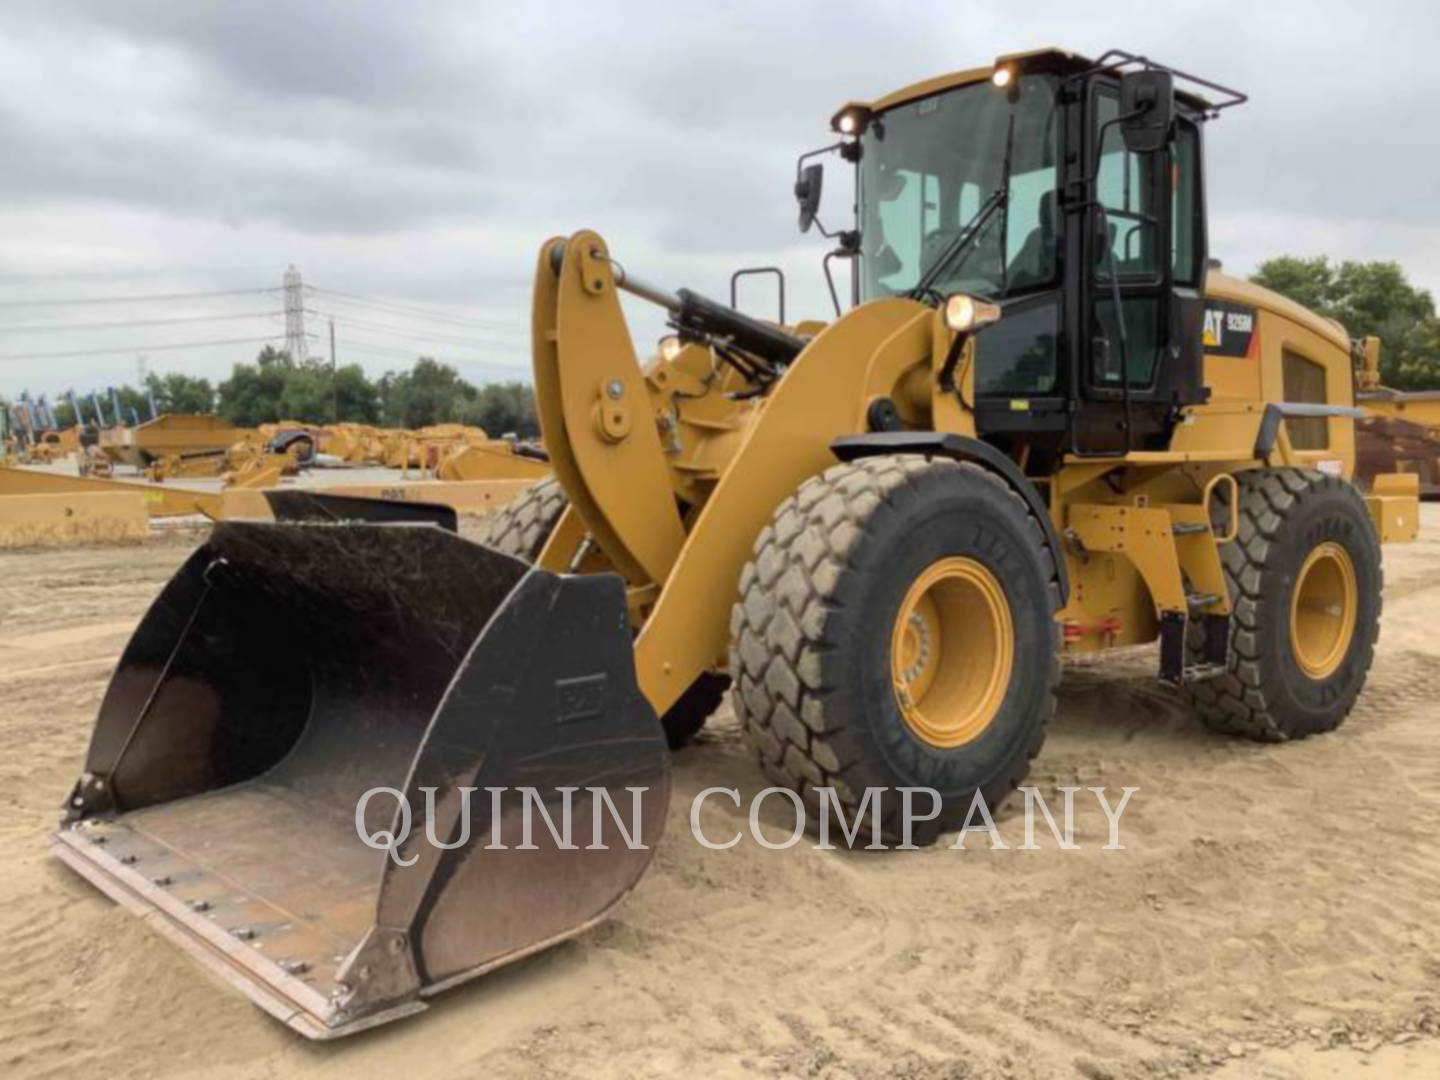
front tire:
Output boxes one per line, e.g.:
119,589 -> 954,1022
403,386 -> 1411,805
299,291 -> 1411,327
1185,468 -> 1382,741
729,456 -> 1062,846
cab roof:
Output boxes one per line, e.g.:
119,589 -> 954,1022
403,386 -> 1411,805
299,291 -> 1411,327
846,47 -> 1222,119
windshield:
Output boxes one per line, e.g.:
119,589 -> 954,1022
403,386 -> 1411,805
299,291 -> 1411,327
858,74 -> 1060,301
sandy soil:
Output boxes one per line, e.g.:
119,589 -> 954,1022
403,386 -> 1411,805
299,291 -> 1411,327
2,509 -> 1439,1080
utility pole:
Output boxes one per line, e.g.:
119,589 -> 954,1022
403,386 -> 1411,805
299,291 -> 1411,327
283,264 -> 308,362
329,317 -> 338,423
137,354 -> 155,418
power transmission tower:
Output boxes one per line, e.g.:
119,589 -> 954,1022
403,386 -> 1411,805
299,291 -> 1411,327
283,264 -> 308,362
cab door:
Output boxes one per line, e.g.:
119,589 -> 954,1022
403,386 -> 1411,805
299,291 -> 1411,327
1075,79 -> 1207,452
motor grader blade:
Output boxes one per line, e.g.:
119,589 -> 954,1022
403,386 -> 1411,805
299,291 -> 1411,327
51,520 -> 667,1039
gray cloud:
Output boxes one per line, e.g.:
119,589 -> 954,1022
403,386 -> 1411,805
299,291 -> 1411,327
1,0 -> 1437,395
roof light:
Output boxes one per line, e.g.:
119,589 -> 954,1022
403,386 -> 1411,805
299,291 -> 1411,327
829,104 -> 873,136
992,66 -> 1013,89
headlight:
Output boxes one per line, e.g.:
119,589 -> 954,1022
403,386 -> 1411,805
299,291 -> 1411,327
659,335 -> 684,362
991,66 -> 1013,89
944,293 -> 1002,334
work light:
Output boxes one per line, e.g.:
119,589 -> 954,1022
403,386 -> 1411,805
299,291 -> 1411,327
944,293 -> 1002,334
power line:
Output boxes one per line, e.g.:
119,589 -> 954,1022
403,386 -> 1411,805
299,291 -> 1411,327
330,337 -> 526,370
306,286 -> 523,331
310,309 -> 524,349
0,335 -> 285,363
0,310 -> 285,333
0,287 -> 276,309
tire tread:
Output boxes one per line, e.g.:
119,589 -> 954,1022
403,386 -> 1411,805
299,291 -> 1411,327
729,455 -> 1063,834
1185,468 -> 1381,741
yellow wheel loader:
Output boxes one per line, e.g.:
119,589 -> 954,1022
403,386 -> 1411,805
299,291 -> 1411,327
53,47 -> 1419,1038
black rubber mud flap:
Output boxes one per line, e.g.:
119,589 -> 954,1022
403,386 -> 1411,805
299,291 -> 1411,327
52,521 -> 667,1038
1159,610 -> 1187,684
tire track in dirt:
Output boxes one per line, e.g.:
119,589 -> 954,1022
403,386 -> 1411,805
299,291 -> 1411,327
2,514 -> 1439,1079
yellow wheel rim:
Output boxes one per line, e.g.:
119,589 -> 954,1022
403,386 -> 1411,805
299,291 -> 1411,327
1289,541 -> 1358,680
890,556 -> 1014,748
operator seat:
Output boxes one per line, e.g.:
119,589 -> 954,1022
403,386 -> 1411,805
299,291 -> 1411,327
1006,190 -> 1057,291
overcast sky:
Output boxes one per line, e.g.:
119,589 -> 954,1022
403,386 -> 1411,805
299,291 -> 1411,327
1,0 -> 1436,400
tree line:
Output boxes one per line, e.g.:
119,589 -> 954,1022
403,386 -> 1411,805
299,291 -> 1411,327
1250,256 -> 1440,389
49,346 -> 538,436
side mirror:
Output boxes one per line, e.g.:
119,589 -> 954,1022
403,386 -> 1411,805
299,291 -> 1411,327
795,162 -> 824,234
1119,70 -> 1174,154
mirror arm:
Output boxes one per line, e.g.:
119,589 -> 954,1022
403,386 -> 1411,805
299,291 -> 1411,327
821,232 -> 860,317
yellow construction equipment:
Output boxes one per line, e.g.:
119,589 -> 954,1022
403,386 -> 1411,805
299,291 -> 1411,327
54,47 -> 1419,1039
1350,339 -> 1440,494
220,476 -> 540,519
314,422 -> 386,464
0,490 -> 149,548
141,421 -> 545,487
435,438 -> 550,482
141,423 -> 318,486
99,413 -> 249,469
380,423 -> 483,472
19,427 -> 79,465
1,465 -> 223,518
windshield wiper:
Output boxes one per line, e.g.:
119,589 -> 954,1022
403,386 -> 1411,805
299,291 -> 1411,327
906,110 -> 1017,304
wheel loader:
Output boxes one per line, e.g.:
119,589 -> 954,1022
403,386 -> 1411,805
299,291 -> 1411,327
52,47 -> 1420,1038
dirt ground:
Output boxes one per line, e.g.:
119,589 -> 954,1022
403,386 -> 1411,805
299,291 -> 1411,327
2,509 -> 1438,1080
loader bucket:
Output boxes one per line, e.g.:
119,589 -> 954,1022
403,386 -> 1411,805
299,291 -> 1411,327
51,521 -> 668,1039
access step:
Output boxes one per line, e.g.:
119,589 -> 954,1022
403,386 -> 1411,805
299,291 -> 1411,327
1171,521 -> 1210,536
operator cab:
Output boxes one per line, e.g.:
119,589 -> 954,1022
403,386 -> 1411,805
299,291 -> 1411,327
802,48 -> 1245,465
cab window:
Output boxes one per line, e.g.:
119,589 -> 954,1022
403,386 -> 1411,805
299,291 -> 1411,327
860,73 -> 1060,301
1172,121 -> 1202,286
1093,89 -> 1160,280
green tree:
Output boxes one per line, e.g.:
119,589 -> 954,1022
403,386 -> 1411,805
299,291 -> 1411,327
109,384 -> 150,425
277,363 -> 333,422
145,372 -> 215,415
379,357 -> 477,428
461,380 -> 538,437
218,346 -> 292,425
333,364 -> 381,423
1251,256 -> 1440,389
50,399 -> 78,428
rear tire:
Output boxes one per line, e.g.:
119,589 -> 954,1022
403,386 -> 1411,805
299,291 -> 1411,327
476,476 -> 722,749
729,455 -> 1062,846
1185,468 -> 1381,741
476,478 -> 567,562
